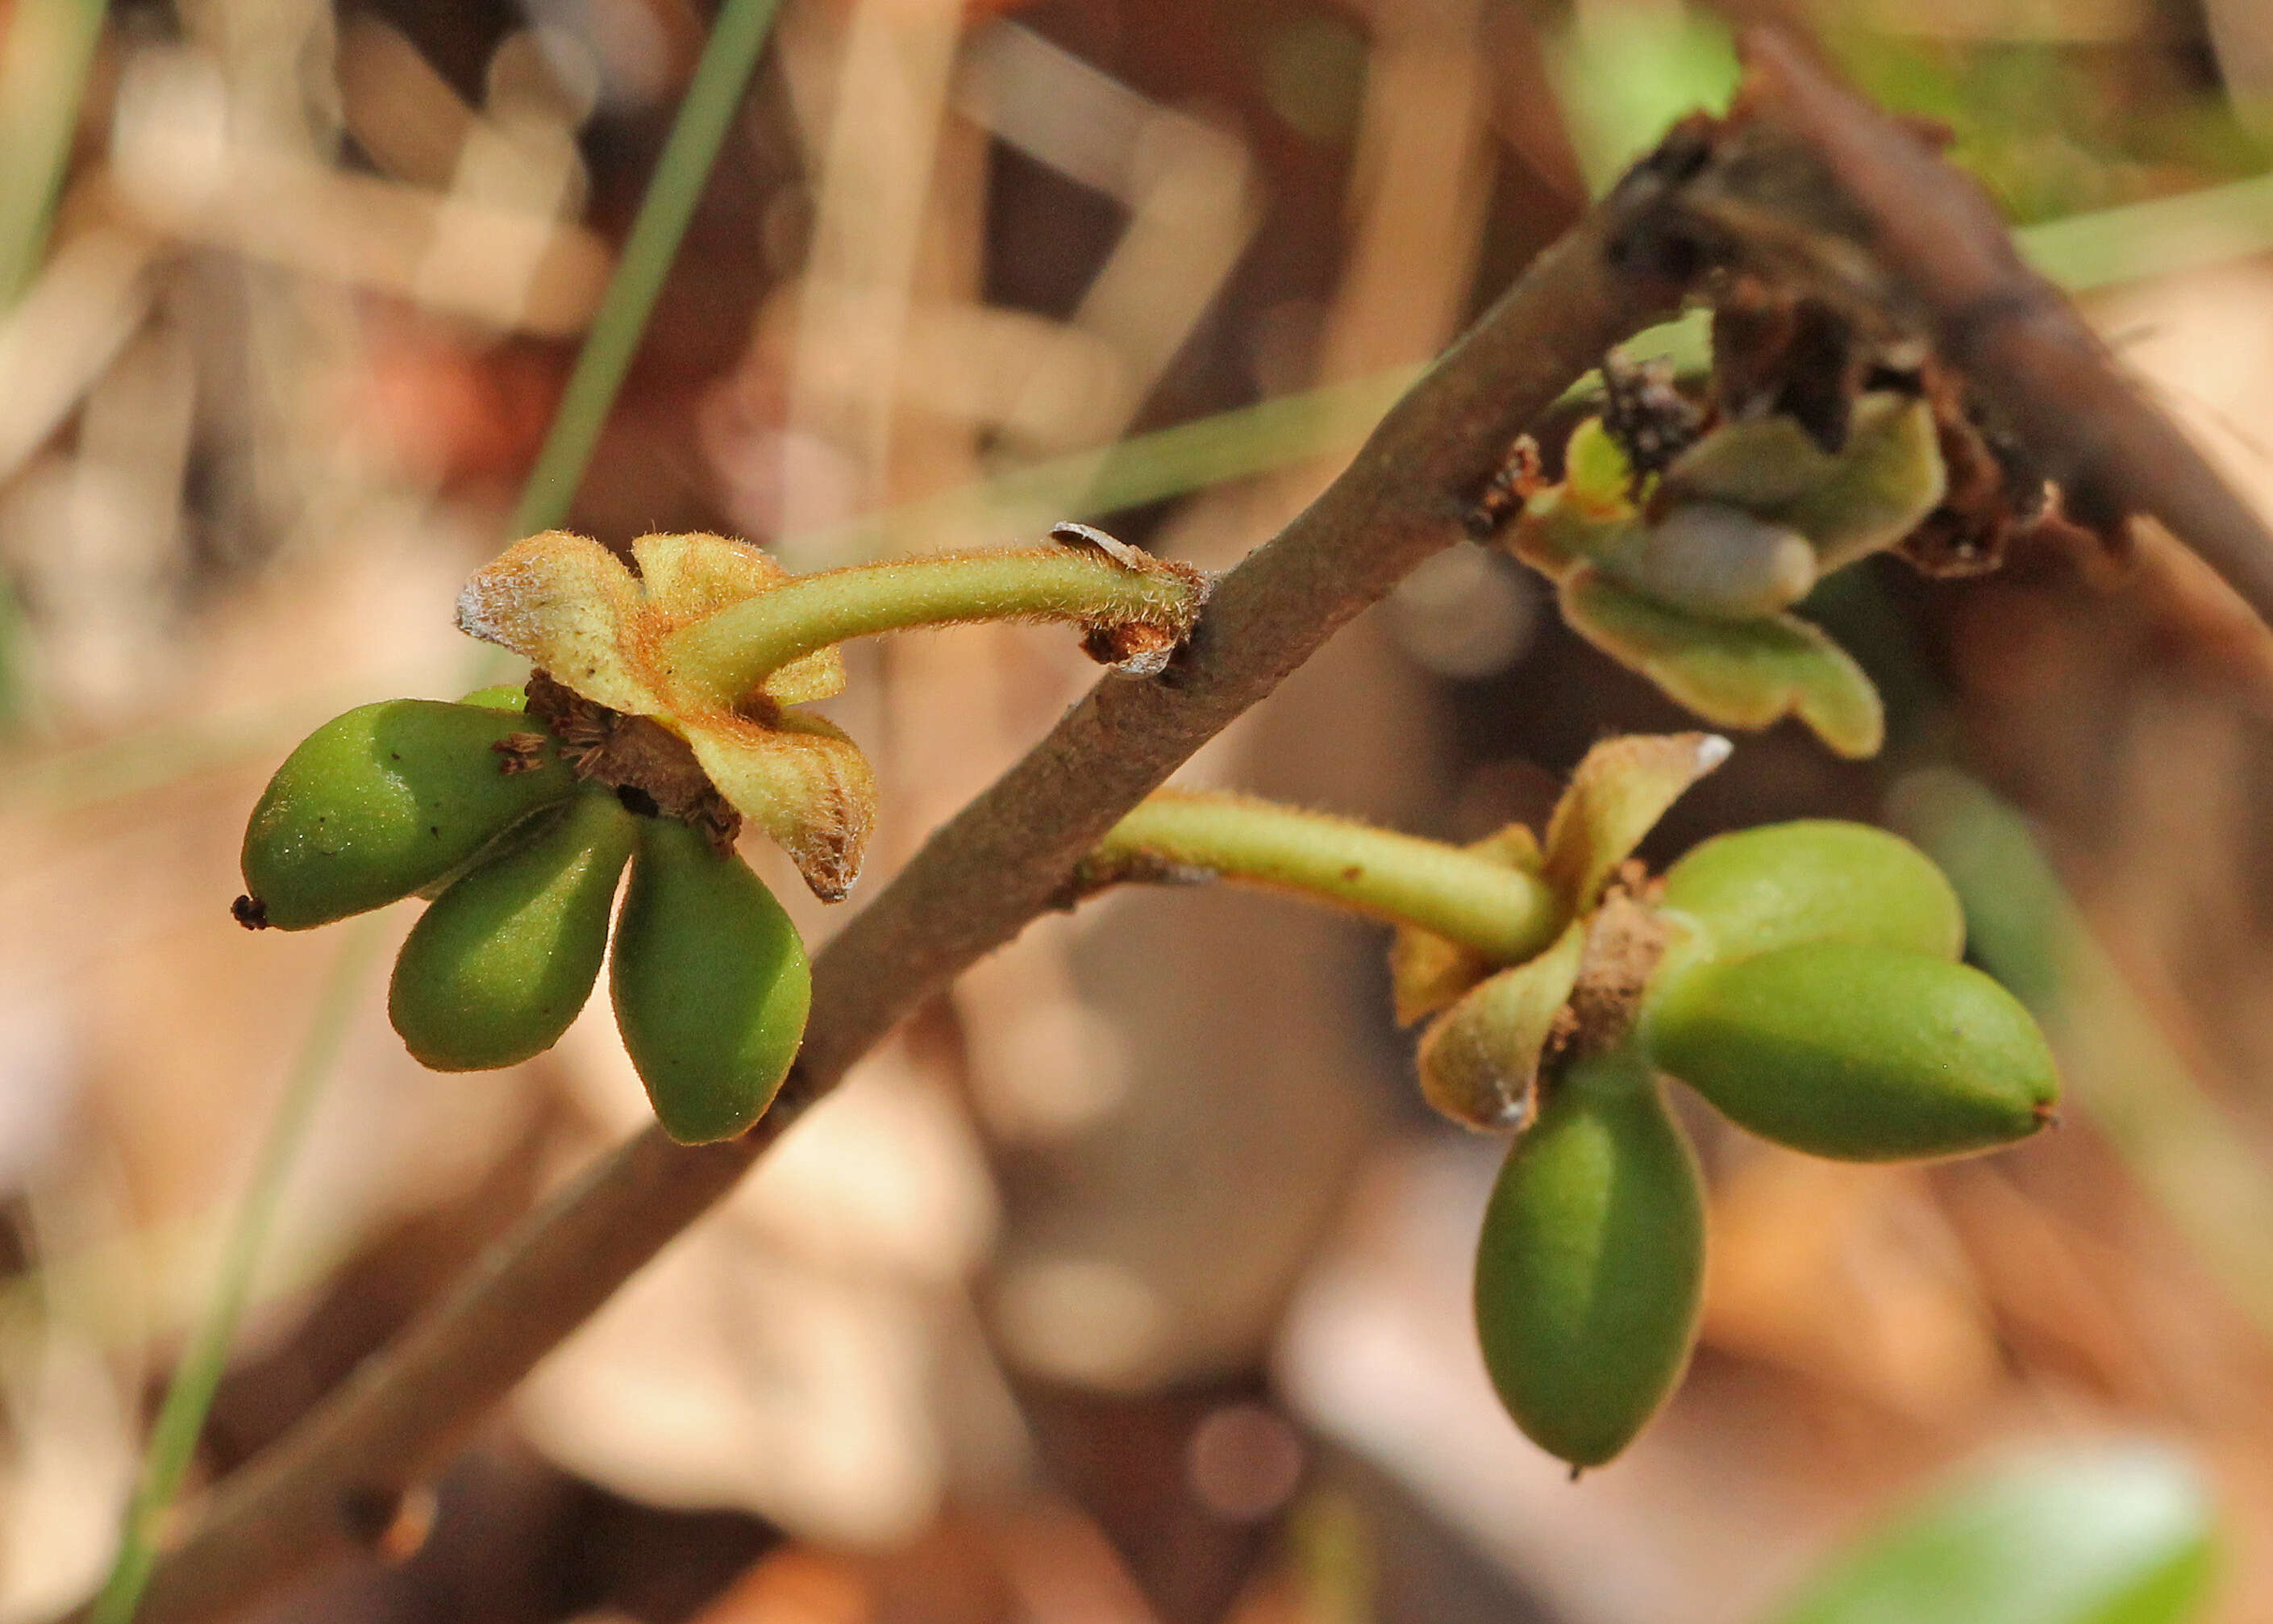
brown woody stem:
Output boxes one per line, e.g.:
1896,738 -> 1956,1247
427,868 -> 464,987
92,180 -> 1676,1624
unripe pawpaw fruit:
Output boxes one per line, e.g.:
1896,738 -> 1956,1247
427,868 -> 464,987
1595,502 -> 1819,620
457,684 -> 529,710
1474,1051 -> 1705,1469
1642,941 -> 2057,1161
241,700 -> 577,929
389,789 -> 636,1071
610,817 -> 810,1144
1659,820 -> 1963,965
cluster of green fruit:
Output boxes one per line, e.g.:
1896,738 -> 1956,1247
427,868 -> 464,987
1474,819 -> 2057,1470
1505,393 -> 1947,759
235,689 -> 808,1144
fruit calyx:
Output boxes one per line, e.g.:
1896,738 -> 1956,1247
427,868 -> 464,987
522,671 -> 741,855
1551,873 -> 1672,1065
1404,733 -> 1726,1132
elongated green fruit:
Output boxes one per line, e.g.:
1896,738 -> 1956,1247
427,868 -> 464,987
1659,820 -> 1964,965
457,683 -> 529,710
389,790 -> 637,1071
1644,942 -> 2057,1161
611,818 -> 810,1144
241,700 -> 577,929
1593,502 -> 1818,620
1474,1051 -> 1705,1469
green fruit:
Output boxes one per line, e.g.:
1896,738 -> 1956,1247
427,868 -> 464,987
1593,503 -> 1819,620
389,790 -> 636,1071
1659,820 -> 1964,965
457,683 -> 529,710
611,818 -> 810,1144
1644,941 -> 2057,1161
241,700 -> 577,929
1474,1051 -> 1705,1469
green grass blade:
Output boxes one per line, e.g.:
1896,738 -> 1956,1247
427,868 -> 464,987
1890,768 -> 2273,1343
510,0 -> 786,539
88,919 -> 387,1624
2019,171 -> 2273,293
87,4 -> 789,1614
0,0 -> 105,307
1764,1439 -> 2216,1624
792,366 -> 1423,560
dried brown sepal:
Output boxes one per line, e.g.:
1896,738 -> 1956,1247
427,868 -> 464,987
1892,360 -> 2048,578
1414,920 -> 1588,1132
521,673 -> 743,854
1609,49 -> 2138,593
490,732 -> 552,775
1465,436 -> 1548,539
457,531 -> 875,898
1050,522 -> 1212,676
2052,473 -> 2137,560
1599,353 -> 1707,477
1650,91 -> 1910,338
1712,280 -> 1897,451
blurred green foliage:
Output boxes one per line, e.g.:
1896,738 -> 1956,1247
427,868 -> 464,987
1547,3 -> 1741,194
1830,24 -> 2270,226
1541,1 -> 2271,228
1764,1440 -> 2217,1624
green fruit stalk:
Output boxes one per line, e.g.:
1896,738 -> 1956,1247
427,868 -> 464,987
1473,1049 -> 1705,1470
389,789 -> 638,1072
610,817 -> 811,1144
1644,941 -> 2058,1161
240,699 -> 577,929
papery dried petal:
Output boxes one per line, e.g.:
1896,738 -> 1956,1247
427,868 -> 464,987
632,530 -> 787,617
1414,921 -> 1588,1131
1542,731 -> 1730,914
457,532 -> 658,717
462,531 -> 876,897
681,710 -> 879,903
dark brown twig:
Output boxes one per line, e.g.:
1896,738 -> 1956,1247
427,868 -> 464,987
1721,30 -> 2273,631
88,185 -> 1683,1624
